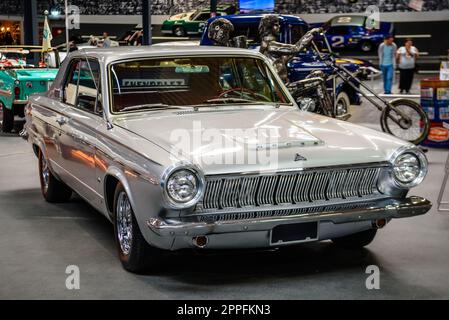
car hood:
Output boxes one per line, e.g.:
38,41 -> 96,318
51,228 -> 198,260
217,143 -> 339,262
11,68 -> 58,81
113,106 -> 406,175
168,11 -> 195,21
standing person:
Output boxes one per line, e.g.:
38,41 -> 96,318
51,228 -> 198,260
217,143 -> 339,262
88,35 -> 98,46
101,32 -> 111,48
397,38 -> 419,94
378,35 -> 397,94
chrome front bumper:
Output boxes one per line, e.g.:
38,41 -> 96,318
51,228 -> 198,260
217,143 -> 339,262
146,196 -> 431,250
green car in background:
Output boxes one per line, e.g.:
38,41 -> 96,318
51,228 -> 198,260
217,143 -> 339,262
161,5 -> 236,37
0,46 -> 59,133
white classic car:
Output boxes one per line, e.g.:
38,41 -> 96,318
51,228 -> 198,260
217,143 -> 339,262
24,46 -> 431,272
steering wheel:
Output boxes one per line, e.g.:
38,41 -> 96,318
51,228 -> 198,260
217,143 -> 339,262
217,87 -> 271,102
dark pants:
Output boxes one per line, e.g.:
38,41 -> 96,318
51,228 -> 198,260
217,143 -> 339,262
399,68 -> 415,92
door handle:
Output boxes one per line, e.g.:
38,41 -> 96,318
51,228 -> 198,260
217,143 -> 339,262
56,117 -> 67,126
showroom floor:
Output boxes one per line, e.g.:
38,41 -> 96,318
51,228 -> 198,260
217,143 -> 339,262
1,76 -> 448,299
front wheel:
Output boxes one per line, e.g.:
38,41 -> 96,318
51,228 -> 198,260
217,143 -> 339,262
173,26 -> 185,37
113,183 -> 162,273
335,92 -> 350,118
360,41 -> 373,52
380,99 -> 430,145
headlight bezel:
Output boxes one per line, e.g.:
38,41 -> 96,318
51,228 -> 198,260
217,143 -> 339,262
161,163 -> 205,209
390,146 -> 428,189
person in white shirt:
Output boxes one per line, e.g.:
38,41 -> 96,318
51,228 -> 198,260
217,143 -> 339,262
397,38 -> 419,94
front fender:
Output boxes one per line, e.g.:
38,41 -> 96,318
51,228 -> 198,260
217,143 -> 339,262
104,166 -> 136,218
103,164 -> 167,247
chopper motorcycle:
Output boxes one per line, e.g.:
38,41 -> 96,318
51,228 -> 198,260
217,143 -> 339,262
287,28 -> 430,145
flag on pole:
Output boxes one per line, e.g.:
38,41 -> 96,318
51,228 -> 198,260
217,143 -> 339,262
42,15 -> 53,51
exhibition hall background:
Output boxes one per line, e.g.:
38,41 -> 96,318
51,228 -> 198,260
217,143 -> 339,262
1,0 -> 449,15
0,1 -> 448,57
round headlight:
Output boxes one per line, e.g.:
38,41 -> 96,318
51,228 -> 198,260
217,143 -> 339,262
392,150 -> 427,188
166,169 -> 199,203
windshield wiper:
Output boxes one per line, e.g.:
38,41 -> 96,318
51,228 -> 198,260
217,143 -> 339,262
121,103 -> 187,112
203,98 -> 259,104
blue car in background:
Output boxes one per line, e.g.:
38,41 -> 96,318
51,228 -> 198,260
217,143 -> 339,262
200,14 -> 363,107
313,15 -> 394,52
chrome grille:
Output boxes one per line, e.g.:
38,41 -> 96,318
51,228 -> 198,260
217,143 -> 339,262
199,165 -> 383,212
197,200 -> 381,222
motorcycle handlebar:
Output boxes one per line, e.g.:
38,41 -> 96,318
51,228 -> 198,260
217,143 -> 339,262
297,27 -> 323,51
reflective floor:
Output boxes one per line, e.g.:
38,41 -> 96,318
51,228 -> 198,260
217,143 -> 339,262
1,77 -> 448,299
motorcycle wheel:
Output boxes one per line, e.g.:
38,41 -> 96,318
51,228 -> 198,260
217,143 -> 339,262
380,99 -> 430,145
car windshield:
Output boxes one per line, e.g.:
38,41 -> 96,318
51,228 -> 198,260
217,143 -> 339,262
110,56 -> 291,113
0,49 -> 51,68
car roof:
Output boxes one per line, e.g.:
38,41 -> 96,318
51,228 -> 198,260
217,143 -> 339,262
72,45 -> 266,64
329,15 -> 367,26
207,13 -> 308,25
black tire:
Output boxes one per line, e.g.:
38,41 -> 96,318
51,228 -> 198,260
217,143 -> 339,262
360,41 -> 373,52
38,149 -> 72,202
381,99 -> 430,145
1,103 -> 14,133
332,229 -> 377,249
113,182 -> 162,273
335,92 -> 350,117
173,26 -> 186,37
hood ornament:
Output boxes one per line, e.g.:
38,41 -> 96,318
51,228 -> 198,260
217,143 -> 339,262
294,153 -> 307,161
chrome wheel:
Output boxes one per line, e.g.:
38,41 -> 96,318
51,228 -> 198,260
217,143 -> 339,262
174,26 -> 184,37
116,191 -> 133,255
381,99 -> 430,145
336,99 -> 348,116
336,92 -> 350,117
361,41 -> 372,52
41,155 -> 50,193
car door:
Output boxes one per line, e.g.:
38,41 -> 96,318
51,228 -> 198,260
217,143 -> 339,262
327,26 -> 349,49
192,12 -> 211,34
348,26 -> 364,46
57,57 -> 104,207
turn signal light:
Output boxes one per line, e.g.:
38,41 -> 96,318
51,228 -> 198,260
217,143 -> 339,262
14,86 -> 20,99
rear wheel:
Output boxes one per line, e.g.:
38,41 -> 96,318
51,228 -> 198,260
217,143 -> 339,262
335,92 -> 350,118
332,229 -> 377,249
173,26 -> 186,37
381,99 -> 430,145
113,183 -> 162,273
38,149 -> 72,202
1,103 -> 14,133
360,41 -> 373,52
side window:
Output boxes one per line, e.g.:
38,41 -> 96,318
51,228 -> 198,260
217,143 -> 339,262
349,26 -> 361,34
231,23 -> 260,46
63,58 -> 102,115
330,26 -> 348,35
64,59 -> 80,106
195,13 -> 210,21
289,24 -> 306,44
76,59 -> 102,115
